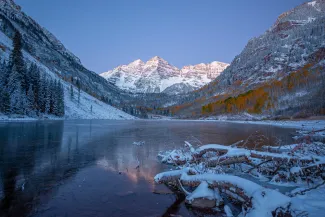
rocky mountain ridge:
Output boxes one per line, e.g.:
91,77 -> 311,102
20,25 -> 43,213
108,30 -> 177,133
100,56 -> 229,94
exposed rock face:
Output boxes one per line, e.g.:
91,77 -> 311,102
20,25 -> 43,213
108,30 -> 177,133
213,0 -> 325,92
100,57 -> 229,94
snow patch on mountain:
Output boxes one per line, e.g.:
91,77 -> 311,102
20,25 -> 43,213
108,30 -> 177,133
100,57 -> 229,94
308,1 -> 317,7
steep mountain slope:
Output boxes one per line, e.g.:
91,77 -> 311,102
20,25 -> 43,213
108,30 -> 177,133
169,0 -> 325,117
100,56 -> 229,94
0,0 -> 135,119
214,0 -> 325,91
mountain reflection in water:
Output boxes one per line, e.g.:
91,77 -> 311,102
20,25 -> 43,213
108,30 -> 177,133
0,120 -> 296,217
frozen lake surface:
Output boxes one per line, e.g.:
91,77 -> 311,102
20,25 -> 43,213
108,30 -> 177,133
0,120 -> 296,217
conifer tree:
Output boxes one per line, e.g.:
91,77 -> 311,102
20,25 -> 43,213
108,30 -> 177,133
9,31 -> 27,93
0,59 -> 10,114
0,32 -> 65,117
37,75 -> 44,113
52,80 -> 59,115
70,85 -> 74,100
0,59 -> 9,86
29,64 -> 41,109
27,84 -> 36,116
44,79 -> 50,114
76,78 -> 81,106
57,81 -> 65,116
1,91 -> 11,114
49,79 -> 54,114
10,84 -> 25,115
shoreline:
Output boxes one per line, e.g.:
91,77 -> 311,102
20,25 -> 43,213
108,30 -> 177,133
1,114 -> 325,131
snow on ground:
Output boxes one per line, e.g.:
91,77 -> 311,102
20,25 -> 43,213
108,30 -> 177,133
199,113 -> 325,131
63,85 -> 135,120
0,83 -> 136,120
0,114 -> 38,121
147,114 -> 173,120
291,185 -> 325,217
185,181 -> 215,202
224,119 -> 325,131
224,205 -> 234,217
142,115 -> 325,131
200,113 -> 263,122
155,133 -> 325,216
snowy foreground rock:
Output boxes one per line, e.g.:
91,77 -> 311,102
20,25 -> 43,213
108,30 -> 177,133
154,128 -> 325,217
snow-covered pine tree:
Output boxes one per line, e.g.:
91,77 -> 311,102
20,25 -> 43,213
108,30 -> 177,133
51,80 -> 59,115
70,85 -> 74,100
1,91 -> 11,114
27,84 -> 36,116
57,81 -> 65,116
48,79 -> 55,114
0,59 -> 10,114
9,31 -> 27,94
0,59 -> 5,112
28,63 -> 41,110
76,78 -> 81,106
7,64 -> 26,114
44,79 -> 50,114
37,74 -> 46,113
9,83 -> 26,115
0,59 -> 9,86
1,31 -> 65,117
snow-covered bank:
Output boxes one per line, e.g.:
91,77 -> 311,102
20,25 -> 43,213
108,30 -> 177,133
146,116 -> 325,131
0,115 -> 38,121
291,185 -> 325,217
0,113 -> 66,121
199,113 -> 325,130
154,128 -> 325,217
220,119 -> 325,131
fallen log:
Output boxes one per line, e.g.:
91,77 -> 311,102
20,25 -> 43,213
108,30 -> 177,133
194,144 -> 229,158
163,144 -> 317,167
155,172 -> 292,217
250,151 -> 315,163
207,156 -> 250,167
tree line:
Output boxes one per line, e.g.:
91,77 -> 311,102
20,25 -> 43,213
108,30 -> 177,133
0,31 -> 64,117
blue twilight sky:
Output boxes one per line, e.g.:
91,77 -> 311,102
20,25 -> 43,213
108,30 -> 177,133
15,0 -> 307,73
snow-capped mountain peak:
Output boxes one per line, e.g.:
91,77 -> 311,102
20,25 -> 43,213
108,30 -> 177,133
148,56 -> 166,63
129,59 -> 145,67
145,56 -> 172,67
124,59 -> 145,72
100,57 -> 229,94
